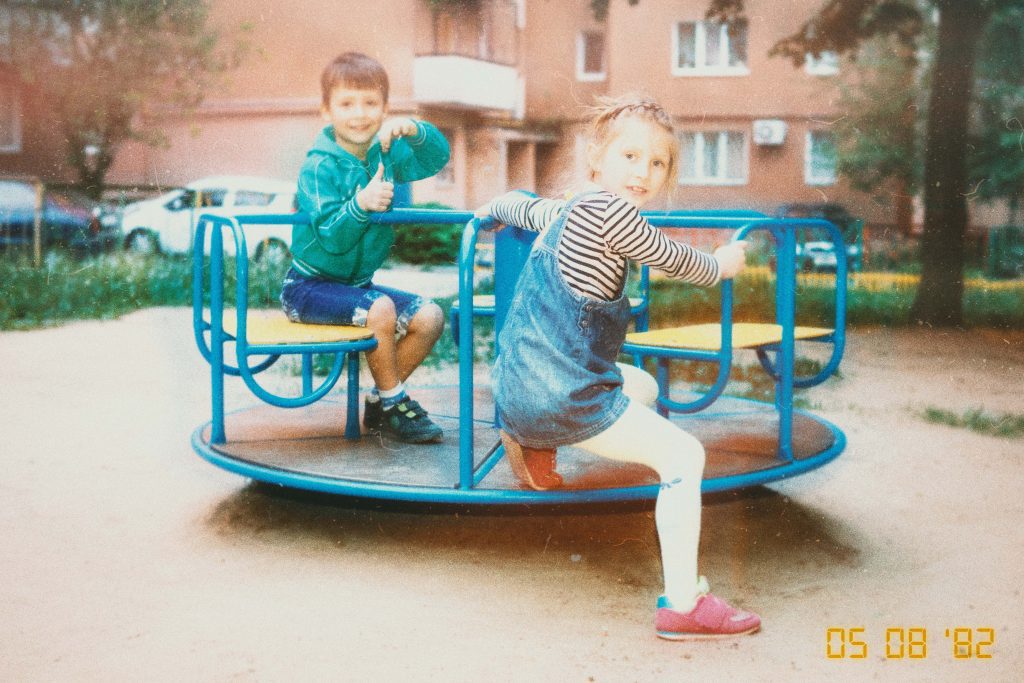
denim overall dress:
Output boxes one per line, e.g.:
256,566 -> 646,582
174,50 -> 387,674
493,193 -> 632,449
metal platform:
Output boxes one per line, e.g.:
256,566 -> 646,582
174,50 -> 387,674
191,209 -> 849,506
192,386 -> 845,505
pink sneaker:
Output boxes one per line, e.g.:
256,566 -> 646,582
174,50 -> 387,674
655,578 -> 761,640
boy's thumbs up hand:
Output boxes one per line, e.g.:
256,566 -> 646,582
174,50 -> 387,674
372,163 -> 384,181
356,162 -> 394,213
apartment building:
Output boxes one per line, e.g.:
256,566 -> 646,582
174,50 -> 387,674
3,0 -> 903,230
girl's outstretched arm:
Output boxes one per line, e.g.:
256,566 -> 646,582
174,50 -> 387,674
487,191 -> 564,233
598,194 -> 722,287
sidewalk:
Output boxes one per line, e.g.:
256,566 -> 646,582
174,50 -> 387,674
1,311 -> 1021,680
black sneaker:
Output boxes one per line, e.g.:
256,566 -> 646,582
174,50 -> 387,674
379,398 -> 443,444
363,397 -> 383,433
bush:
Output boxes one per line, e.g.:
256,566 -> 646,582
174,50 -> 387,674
390,202 -> 463,265
0,250 -> 289,330
646,271 -> 1024,330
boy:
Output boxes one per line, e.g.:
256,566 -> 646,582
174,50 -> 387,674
282,52 -> 451,444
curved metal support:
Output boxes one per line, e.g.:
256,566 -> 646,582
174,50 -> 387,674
191,215 -> 282,377
238,347 -> 345,408
457,217 -> 490,490
230,222 -> 376,408
193,320 -> 281,377
736,218 -> 848,389
632,265 -> 651,332
622,279 -> 735,415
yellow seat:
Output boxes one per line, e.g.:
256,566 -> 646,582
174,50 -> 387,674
626,322 -> 833,352
468,294 -> 644,310
220,309 -> 374,346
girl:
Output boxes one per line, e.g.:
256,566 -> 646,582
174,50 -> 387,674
477,95 -> 759,640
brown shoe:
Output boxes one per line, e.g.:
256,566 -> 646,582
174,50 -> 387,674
500,430 -> 563,491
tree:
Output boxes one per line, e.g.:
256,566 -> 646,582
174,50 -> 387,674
709,0 -> 1024,327
970,5 -> 1024,224
831,32 -> 922,232
589,0 -> 639,21
3,0 -> 247,198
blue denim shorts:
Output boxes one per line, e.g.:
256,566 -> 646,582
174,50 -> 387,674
280,267 -> 424,339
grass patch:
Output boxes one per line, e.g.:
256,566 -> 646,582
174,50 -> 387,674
646,273 -> 1024,329
644,356 -> 826,407
0,251 -> 289,331
3,251 -> 1021,333
921,407 -> 1024,439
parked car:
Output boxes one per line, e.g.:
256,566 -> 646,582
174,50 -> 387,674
120,176 -> 297,260
0,178 -> 121,256
775,203 -> 863,272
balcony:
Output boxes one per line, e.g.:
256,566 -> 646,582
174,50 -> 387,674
414,0 -> 520,113
414,55 -> 519,113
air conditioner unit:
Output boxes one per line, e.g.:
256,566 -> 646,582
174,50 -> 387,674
753,119 -> 787,145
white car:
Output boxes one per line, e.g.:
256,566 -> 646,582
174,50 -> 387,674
795,240 -> 862,272
121,176 -> 297,260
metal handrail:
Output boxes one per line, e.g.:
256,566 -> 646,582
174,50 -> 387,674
193,206 -> 846,482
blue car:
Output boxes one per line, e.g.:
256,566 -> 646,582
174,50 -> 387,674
0,178 -> 121,255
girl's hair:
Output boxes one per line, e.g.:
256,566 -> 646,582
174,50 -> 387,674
585,94 -> 678,186
320,52 -> 390,106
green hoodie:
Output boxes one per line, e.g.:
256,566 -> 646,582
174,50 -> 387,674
290,122 -> 450,285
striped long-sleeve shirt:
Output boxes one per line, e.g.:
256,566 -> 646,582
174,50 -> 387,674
489,190 -> 720,301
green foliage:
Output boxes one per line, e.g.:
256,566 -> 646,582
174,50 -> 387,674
426,0 -> 480,9
646,272 -> 1024,329
706,0 -> 1024,327
2,251 -> 1021,332
970,6 -> 1024,216
653,357 -> 824,407
589,0 -> 640,21
833,34 -> 923,196
390,202 -> 464,265
5,0 -> 248,197
922,406 -> 1024,438
0,251 -> 288,330
707,0 -> 926,67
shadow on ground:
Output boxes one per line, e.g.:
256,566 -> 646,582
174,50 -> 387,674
205,482 -> 863,595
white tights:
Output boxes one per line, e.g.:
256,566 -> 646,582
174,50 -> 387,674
573,363 -> 706,610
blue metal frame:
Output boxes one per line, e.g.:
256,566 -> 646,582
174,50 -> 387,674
621,215 -> 848,462
192,213 -> 379,443
190,207 -> 849,503
191,400 -> 846,504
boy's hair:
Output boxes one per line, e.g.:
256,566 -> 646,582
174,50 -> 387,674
585,94 -> 678,186
320,52 -> 390,105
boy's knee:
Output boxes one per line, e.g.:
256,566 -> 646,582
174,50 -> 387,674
366,296 -> 397,330
411,302 -> 445,335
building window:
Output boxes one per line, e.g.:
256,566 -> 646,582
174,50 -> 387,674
435,127 -> 455,186
673,20 -> 749,76
805,51 -> 840,76
806,131 -> 837,185
678,131 -> 747,185
576,31 -> 606,81
0,82 -> 21,154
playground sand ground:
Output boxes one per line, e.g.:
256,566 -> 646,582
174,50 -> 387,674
1,307 -> 1022,682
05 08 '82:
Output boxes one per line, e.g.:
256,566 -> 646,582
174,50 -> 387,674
826,627 -> 994,659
